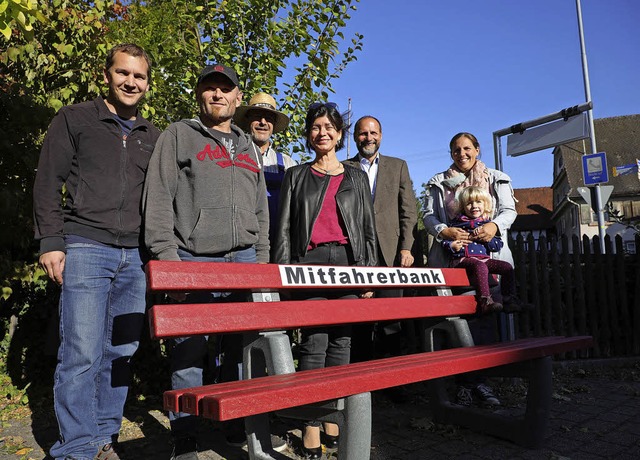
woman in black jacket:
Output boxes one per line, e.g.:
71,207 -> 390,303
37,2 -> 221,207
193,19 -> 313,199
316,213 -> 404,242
274,102 -> 377,458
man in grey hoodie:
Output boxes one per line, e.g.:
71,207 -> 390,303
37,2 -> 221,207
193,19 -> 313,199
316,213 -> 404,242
143,64 -> 274,459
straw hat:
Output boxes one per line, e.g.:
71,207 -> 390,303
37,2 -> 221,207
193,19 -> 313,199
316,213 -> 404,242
234,93 -> 290,134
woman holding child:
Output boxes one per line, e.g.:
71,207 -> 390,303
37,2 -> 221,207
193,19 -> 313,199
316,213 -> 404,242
423,131 -> 517,271
422,131 -> 518,406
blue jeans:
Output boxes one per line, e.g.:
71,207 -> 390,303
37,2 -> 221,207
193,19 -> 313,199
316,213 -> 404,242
169,246 -> 256,437
49,244 -> 147,460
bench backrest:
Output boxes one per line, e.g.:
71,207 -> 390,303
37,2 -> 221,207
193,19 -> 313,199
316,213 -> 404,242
146,261 -> 475,339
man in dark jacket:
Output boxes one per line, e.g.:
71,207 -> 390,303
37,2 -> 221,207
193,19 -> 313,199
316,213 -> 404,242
33,43 -> 160,460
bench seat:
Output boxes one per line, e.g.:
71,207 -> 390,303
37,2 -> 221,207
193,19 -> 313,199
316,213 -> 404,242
165,335 -> 592,421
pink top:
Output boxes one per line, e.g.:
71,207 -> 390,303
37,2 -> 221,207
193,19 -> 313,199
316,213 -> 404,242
308,169 -> 349,250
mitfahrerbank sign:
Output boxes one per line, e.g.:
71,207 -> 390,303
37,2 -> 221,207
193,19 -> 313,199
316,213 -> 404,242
279,265 -> 445,287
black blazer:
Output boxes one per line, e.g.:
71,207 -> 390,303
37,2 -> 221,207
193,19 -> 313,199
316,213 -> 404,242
273,163 -> 378,267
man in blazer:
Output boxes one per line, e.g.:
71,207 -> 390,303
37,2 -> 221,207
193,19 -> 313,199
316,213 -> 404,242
344,116 -> 418,371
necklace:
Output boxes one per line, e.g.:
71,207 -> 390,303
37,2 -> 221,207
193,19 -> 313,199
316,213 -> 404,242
312,163 -> 343,175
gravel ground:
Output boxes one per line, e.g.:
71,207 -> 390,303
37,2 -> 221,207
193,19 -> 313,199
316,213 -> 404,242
1,359 -> 639,460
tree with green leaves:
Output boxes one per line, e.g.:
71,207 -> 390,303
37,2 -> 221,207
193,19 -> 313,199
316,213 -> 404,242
1,0 -> 362,284
107,0 -> 364,156
1,0 -> 118,287
0,0 -> 363,395
0,0 -> 43,41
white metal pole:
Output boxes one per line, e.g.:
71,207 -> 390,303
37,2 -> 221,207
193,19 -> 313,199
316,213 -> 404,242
576,0 -> 605,250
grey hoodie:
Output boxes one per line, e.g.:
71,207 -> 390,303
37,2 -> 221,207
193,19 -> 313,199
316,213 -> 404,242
143,117 -> 269,262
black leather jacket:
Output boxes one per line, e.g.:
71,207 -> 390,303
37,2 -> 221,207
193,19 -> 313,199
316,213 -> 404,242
273,164 -> 378,266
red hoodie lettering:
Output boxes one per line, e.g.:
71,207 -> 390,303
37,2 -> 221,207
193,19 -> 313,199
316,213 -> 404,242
197,144 -> 230,161
196,144 -> 260,173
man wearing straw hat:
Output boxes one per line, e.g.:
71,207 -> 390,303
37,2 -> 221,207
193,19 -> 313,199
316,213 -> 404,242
234,93 -> 296,257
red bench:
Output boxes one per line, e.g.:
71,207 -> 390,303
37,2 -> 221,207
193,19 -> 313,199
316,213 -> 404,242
146,261 -> 592,459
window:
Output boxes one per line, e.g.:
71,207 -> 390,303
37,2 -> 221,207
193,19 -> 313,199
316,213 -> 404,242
624,240 -> 636,254
580,204 -> 592,224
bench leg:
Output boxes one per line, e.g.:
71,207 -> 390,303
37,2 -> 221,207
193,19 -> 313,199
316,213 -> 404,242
245,413 -> 289,460
274,393 -> 372,460
429,356 -> 552,448
242,332 -> 296,460
338,392 -> 372,460
243,331 -> 296,378
423,317 -> 475,351
517,356 -> 552,447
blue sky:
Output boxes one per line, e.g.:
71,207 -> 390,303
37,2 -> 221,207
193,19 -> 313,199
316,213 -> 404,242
322,0 -> 639,193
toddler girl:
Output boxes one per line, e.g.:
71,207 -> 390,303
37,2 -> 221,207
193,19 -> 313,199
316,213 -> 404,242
443,186 -> 524,314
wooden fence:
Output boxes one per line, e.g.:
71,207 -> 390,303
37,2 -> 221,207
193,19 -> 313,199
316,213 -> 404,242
509,233 -> 640,358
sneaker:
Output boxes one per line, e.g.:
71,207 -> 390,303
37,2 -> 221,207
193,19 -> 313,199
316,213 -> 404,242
170,436 -> 199,460
473,383 -> 501,406
94,443 -> 120,460
455,386 -> 473,406
226,433 -> 287,452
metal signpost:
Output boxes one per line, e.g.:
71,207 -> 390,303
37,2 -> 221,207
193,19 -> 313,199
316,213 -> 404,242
576,0 -> 606,249
493,0 -> 606,250
490,0 -> 606,342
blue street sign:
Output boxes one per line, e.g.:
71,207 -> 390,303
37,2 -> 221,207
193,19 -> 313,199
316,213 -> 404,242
582,152 -> 608,185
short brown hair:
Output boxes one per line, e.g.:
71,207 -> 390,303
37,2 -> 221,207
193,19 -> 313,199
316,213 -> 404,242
105,43 -> 152,79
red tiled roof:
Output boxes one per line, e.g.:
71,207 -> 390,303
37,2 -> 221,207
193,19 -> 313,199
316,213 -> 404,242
511,187 -> 553,231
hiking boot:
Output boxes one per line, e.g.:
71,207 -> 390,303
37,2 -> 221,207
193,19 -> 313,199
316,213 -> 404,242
170,436 -> 199,460
94,443 -> 120,460
455,386 -> 473,406
502,295 -> 534,313
473,383 -> 501,406
476,296 -> 503,315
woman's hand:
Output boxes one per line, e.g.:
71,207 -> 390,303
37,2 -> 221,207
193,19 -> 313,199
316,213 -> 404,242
439,227 -> 472,242
472,222 -> 498,243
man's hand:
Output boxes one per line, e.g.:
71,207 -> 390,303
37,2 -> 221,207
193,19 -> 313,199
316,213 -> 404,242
472,222 -> 498,243
360,291 -> 374,299
398,249 -> 414,267
39,251 -> 66,285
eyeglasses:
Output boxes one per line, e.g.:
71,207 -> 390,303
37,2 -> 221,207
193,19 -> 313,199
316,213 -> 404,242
309,102 -> 339,111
